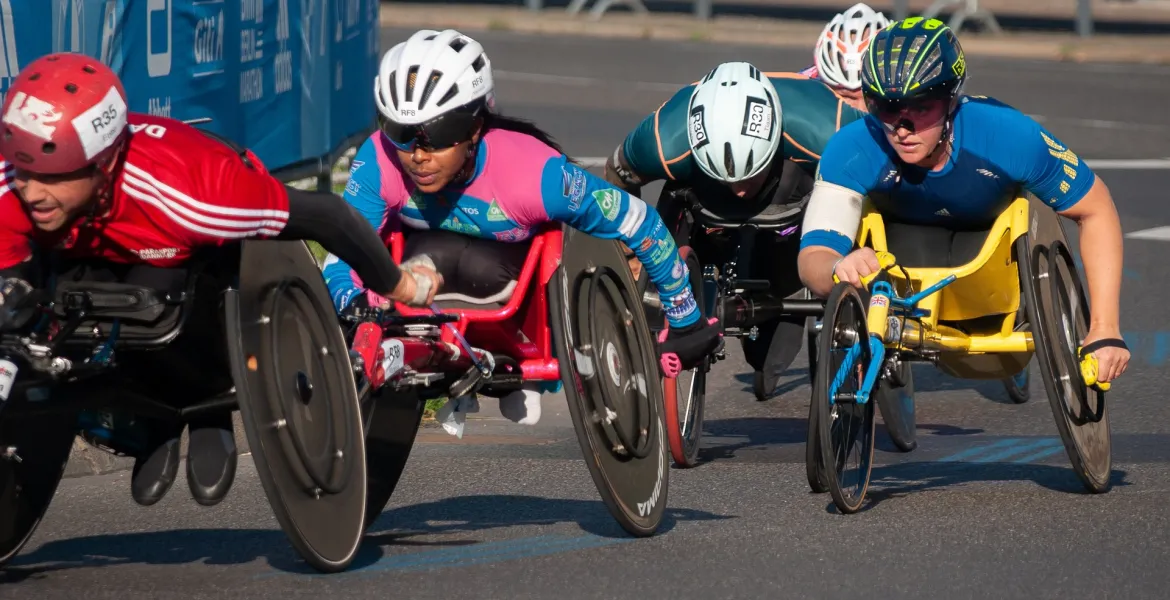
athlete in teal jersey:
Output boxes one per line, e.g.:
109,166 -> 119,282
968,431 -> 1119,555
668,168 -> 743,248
604,62 -> 866,396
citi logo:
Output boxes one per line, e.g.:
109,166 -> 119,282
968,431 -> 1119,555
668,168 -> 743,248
194,11 -> 224,65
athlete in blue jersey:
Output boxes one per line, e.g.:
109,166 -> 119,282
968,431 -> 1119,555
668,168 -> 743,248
323,30 -> 721,429
797,18 -> 1130,385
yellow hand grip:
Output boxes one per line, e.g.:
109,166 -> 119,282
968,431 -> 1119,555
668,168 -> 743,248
1078,347 -> 1111,392
833,251 -> 898,285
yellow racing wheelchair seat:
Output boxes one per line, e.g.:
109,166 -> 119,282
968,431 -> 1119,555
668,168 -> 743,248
855,195 -> 1035,380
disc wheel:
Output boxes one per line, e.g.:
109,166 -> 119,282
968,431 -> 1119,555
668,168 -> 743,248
662,246 -> 708,468
1020,237 -> 1111,493
805,315 -> 828,493
549,235 -> 669,537
0,410 -> 76,567
813,283 -> 877,514
875,357 -> 917,452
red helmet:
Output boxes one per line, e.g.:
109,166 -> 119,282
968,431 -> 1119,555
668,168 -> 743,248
0,53 -> 129,175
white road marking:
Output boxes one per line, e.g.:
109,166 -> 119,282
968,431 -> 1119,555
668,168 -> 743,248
573,157 -> 1170,170
1126,227 -> 1170,241
495,70 -> 1170,136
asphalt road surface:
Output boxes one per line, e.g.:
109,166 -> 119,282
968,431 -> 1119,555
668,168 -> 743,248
6,30 -> 1170,599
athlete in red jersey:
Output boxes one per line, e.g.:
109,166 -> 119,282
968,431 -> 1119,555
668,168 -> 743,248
0,53 -> 442,508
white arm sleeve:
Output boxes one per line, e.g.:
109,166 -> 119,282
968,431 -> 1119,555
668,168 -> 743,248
800,180 -> 865,247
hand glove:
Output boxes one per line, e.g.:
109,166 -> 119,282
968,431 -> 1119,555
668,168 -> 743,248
656,317 -> 722,377
0,278 -> 34,331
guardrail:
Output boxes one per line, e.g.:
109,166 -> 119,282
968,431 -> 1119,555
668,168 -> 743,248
0,0 -> 378,192
540,0 -> 1101,37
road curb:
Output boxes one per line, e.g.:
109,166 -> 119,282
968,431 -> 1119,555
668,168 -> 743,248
378,5 -> 1170,65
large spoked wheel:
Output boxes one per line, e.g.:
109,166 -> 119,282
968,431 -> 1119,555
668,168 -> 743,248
1019,236 -> 1111,493
805,314 -> 828,494
1002,303 -> 1032,404
550,228 -> 669,537
662,246 -> 708,468
0,409 -> 77,567
812,283 -> 877,514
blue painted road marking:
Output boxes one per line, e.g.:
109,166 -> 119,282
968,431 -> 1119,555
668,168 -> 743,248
940,438 -> 1065,464
256,533 -> 636,579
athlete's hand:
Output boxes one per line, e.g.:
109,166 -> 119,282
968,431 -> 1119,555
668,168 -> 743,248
1081,325 -> 1130,385
832,248 -> 881,289
389,255 -> 443,307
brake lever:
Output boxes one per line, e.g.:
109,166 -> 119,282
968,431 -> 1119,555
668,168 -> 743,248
429,304 -> 492,378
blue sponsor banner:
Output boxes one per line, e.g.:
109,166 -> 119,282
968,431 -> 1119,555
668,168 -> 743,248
0,0 -> 378,174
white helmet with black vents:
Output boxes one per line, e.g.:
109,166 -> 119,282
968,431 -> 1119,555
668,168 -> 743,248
687,62 -> 783,183
375,29 -> 495,125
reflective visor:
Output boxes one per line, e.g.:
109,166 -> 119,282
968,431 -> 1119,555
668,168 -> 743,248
866,95 -> 950,133
381,107 -> 481,152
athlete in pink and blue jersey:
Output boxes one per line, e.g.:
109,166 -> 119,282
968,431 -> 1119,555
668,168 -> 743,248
322,29 -> 722,388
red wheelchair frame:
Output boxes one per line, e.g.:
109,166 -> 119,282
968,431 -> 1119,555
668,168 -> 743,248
380,225 -> 565,385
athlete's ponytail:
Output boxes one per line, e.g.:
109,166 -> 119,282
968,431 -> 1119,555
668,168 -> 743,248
481,111 -> 577,163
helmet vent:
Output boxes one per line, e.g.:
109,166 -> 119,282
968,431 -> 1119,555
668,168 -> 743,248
65,83 -> 78,94
743,149 -> 754,178
42,142 -> 56,155
436,86 -> 459,108
471,56 -> 486,73
450,37 -> 467,52
418,71 -> 442,110
28,73 -> 40,81
723,141 -> 736,179
405,66 -> 420,102
388,71 -> 399,107
82,65 -> 96,74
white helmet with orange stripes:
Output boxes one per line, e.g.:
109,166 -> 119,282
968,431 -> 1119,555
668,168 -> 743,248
813,3 -> 890,91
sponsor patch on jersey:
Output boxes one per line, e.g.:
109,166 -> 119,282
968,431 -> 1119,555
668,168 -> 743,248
650,237 -> 675,264
134,247 -> 180,260
345,179 -> 360,196
664,292 -> 697,320
487,199 -> 508,221
561,166 -> 587,211
405,190 -> 426,210
73,86 -> 129,159
3,92 -> 62,142
741,96 -> 774,142
593,189 -> 622,221
670,258 -> 686,280
494,227 -> 531,242
637,237 -> 654,253
349,159 -> 365,174
440,215 -> 480,235
688,105 -> 709,149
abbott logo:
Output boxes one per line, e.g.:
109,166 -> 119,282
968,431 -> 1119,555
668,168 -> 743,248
0,0 -> 18,89
147,0 -> 172,78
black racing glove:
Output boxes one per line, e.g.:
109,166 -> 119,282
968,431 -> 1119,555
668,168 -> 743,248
657,317 -> 722,377
0,277 -> 34,331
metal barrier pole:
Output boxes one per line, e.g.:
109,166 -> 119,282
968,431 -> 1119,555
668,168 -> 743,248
566,0 -> 649,19
893,0 -> 910,20
923,0 -> 1002,33
1076,0 -> 1093,37
695,0 -> 713,20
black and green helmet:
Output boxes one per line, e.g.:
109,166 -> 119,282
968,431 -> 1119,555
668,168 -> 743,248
861,17 -> 967,102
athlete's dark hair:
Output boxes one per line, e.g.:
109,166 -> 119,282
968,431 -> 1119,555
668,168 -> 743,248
481,111 -> 572,160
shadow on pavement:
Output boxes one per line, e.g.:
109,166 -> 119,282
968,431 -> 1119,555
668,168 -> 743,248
2,495 -> 732,579
824,461 -> 1131,514
366,494 -> 733,540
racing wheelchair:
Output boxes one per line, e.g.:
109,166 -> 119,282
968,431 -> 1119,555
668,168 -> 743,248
0,240 -> 376,573
353,221 -> 671,538
806,193 -> 1113,514
640,169 -> 935,469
